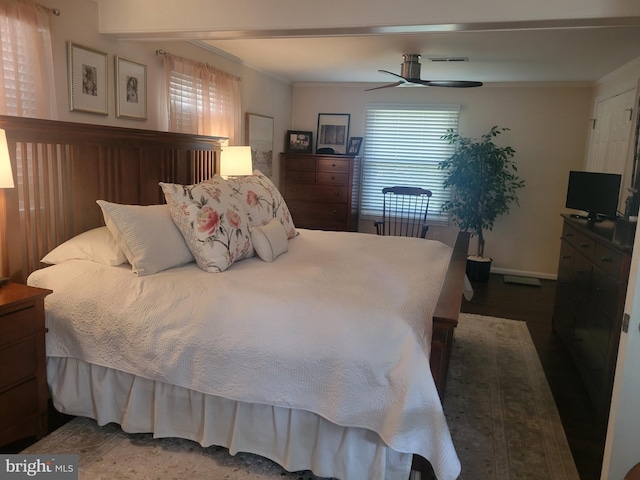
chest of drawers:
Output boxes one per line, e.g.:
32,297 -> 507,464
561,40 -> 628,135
0,283 -> 52,447
552,215 -> 631,420
280,153 -> 359,231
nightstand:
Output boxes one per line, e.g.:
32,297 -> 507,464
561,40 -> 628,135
0,283 -> 52,447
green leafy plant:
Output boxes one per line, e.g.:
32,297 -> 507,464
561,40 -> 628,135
438,126 -> 524,258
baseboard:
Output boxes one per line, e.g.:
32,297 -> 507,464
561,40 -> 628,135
490,267 -> 557,281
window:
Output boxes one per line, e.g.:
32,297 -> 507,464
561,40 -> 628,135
162,53 -> 241,144
0,0 -> 56,118
360,104 -> 460,223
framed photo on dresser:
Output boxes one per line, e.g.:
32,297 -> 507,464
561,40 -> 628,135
286,130 -> 313,153
316,113 -> 350,154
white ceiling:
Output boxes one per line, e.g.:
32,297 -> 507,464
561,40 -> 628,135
200,25 -> 640,85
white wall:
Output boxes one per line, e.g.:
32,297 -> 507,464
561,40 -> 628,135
40,0 -> 293,181
292,82 -> 593,276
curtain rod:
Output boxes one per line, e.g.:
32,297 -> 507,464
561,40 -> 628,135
156,49 -> 241,81
35,2 -> 60,15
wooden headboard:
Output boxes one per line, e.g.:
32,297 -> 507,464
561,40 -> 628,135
0,115 -> 224,283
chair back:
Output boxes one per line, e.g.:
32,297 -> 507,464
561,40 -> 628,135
375,186 -> 432,238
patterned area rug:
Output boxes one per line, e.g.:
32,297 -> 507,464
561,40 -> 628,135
23,313 -> 579,479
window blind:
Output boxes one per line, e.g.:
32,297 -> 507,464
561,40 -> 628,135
360,105 -> 460,222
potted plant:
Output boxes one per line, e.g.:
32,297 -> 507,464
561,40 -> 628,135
438,126 -> 525,282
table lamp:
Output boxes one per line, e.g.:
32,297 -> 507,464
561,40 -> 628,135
0,128 -> 14,286
220,146 -> 253,179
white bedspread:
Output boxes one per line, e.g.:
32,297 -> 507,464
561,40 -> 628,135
28,229 -> 460,480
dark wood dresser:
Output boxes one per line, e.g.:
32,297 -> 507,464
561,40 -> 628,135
0,283 -> 52,447
280,152 -> 359,231
552,214 -> 632,420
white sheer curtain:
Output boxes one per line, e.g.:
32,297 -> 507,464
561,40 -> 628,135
163,53 -> 241,144
0,0 -> 57,118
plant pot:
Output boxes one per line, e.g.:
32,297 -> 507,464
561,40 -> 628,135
466,255 -> 492,283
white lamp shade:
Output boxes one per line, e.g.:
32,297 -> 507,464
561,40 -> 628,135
220,146 -> 253,179
0,129 -> 14,189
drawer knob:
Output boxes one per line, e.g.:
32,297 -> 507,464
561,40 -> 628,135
332,163 -> 336,167
580,243 -> 589,248
562,255 -> 572,259
335,191 -> 340,196
331,176 -> 336,180
600,257 -> 613,263
565,233 -> 575,237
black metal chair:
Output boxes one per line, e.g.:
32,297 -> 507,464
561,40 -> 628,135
374,186 -> 432,238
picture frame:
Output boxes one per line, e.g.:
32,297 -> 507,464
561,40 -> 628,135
115,56 -> 147,120
347,136 -> 363,156
286,130 -> 313,153
67,42 -> 109,115
245,113 -> 274,176
316,113 -> 350,154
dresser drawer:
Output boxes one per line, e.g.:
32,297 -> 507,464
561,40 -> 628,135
285,183 -> 348,203
295,218 -> 348,231
317,171 -> 349,185
0,304 -> 38,347
594,243 -> 623,277
285,156 -> 317,171
288,200 -> 347,222
562,223 -> 596,259
317,158 -> 350,173
590,267 -> 622,315
285,170 -> 316,183
558,240 -> 575,273
0,338 -> 38,389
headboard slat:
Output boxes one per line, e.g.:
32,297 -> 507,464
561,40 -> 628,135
0,115 -> 224,283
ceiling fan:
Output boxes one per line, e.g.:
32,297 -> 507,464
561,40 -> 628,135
366,54 -> 483,91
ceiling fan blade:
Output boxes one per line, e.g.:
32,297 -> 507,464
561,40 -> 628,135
417,79 -> 483,88
378,69 -> 406,81
365,81 -> 404,92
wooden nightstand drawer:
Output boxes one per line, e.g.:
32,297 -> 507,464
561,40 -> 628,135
0,338 -> 38,388
0,283 -> 51,447
0,304 -> 39,347
0,377 -> 39,433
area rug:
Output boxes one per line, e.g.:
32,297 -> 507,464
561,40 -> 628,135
445,313 -> 579,480
22,313 -> 579,479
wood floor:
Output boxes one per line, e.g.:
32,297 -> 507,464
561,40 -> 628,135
461,273 -> 606,480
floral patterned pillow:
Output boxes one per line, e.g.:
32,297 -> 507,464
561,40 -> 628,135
226,170 -> 297,239
160,177 -> 254,273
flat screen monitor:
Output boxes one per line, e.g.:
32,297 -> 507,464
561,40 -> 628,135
565,170 -> 622,221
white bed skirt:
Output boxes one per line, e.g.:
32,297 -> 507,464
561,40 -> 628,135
47,357 -> 413,480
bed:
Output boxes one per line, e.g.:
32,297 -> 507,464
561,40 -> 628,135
0,115 -> 470,480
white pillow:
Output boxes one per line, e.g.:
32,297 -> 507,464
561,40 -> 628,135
160,176 -> 254,273
96,200 -> 194,276
41,227 -> 127,266
251,218 -> 288,262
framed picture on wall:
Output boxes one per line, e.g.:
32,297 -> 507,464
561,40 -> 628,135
115,56 -> 147,120
67,42 -> 109,115
286,130 -> 313,153
245,112 -> 274,176
316,113 -> 350,154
